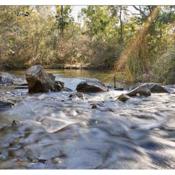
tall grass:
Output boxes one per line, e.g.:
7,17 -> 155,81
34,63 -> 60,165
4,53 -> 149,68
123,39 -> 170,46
152,47 -> 175,84
114,6 -> 160,82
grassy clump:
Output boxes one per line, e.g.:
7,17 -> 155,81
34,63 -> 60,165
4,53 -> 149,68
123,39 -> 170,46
152,47 -> 175,84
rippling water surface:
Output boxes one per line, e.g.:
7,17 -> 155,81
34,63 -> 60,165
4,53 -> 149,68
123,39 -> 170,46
0,71 -> 175,169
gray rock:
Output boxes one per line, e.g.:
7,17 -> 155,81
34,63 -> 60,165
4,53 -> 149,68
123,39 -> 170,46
118,94 -> 130,102
128,83 -> 169,94
26,65 -> 64,93
69,92 -> 84,99
0,72 -> 15,85
76,80 -> 108,93
127,85 -> 151,97
148,83 -> 169,93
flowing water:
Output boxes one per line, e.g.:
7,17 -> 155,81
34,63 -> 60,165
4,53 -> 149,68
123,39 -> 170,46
0,70 -> 175,169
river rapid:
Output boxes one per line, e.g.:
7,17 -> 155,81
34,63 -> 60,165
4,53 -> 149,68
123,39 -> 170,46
0,71 -> 175,169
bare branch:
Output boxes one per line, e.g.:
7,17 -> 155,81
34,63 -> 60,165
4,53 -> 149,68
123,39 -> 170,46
133,5 -> 147,18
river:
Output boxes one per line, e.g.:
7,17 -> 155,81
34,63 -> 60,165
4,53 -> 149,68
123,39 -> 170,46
11,69 -> 114,83
0,69 -> 175,169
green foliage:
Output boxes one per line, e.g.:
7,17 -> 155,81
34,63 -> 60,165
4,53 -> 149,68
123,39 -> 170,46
81,6 -> 118,41
120,6 -> 175,82
55,6 -> 73,34
0,5 -> 174,85
0,6 -> 75,68
80,6 -> 125,68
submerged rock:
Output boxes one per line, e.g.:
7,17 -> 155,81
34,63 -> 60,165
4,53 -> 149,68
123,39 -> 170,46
76,80 -> 108,93
115,87 -> 124,91
118,94 -> 130,102
69,92 -> 84,99
14,85 -> 28,90
26,65 -> 64,93
0,72 -> 15,85
127,85 -> 151,97
91,103 -> 98,109
63,87 -> 73,92
0,101 -> 14,111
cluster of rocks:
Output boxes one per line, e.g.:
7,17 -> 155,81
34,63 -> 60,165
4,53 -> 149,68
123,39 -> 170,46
25,65 -> 108,94
118,83 -> 169,102
0,64 -> 172,105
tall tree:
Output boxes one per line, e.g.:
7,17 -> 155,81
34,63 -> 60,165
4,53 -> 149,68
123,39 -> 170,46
108,6 -> 126,44
55,5 -> 72,36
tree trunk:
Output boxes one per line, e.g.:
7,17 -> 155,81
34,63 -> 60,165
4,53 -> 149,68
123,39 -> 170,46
60,5 -> 64,36
119,6 -> 123,44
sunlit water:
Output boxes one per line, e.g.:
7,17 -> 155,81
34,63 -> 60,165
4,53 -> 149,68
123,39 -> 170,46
11,69 -> 115,85
0,70 -> 175,169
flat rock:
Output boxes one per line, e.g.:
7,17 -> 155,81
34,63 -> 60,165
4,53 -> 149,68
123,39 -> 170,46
127,85 -> 151,97
126,83 -> 169,97
139,83 -> 169,93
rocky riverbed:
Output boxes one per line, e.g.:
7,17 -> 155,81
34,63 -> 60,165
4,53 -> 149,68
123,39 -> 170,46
0,69 -> 175,169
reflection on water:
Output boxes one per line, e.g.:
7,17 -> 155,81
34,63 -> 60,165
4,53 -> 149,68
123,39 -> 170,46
11,69 -> 114,84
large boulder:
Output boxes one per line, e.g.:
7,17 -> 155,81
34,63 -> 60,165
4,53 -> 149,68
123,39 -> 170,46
76,79 -> 108,93
26,65 -> 64,93
0,72 -> 15,85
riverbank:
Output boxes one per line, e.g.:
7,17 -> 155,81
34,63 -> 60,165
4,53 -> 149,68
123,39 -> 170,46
0,63 -> 112,71
45,63 -> 111,70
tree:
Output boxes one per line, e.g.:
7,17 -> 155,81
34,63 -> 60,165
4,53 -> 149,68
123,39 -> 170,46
55,5 -> 73,36
108,6 -> 128,44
